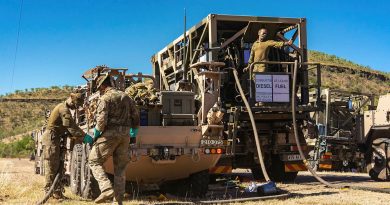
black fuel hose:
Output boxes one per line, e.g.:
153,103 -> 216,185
36,170 -> 61,205
291,60 -> 390,194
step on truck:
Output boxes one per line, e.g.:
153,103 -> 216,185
150,14 -> 322,181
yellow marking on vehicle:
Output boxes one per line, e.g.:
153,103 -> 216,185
319,163 -> 332,169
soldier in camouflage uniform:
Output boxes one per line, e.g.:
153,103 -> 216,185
246,28 -> 292,74
43,93 -> 92,199
89,75 -> 139,204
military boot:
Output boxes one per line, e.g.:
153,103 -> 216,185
94,189 -> 114,203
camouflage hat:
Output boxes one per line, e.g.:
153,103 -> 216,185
70,93 -> 84,107
96,75 -> 109,89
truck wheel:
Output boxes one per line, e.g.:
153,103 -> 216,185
250,166 -> 265,180
161,170 -> 209,198
70,144 -> 83,195
80,144 -> 101,199
367,138 -> 390,181
269,155 -> 298,182
39,149 -> 45,176
187,170 -> 209,197
34,150 -> 40,174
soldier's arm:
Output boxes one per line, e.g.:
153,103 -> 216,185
60,106 -> 85,138
95,97 -> 108,132
268,40 -> 285,48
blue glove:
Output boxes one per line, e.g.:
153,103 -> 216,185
83,134 -> 94,146
93,128 -> 102,139
129,128 -> 139,138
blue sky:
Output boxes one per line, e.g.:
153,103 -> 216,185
1,0 -> 389,95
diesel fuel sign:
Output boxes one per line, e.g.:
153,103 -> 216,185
255,74 -> 290,102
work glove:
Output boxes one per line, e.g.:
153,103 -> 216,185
83,134 -> 94,146
93,128 -> 102,139
129,128 -> 138,144
129,128 -> 138,138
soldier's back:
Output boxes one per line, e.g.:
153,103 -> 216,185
101,88 -> 132,130
46,102 -> 68,131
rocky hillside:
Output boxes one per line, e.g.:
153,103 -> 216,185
0,86 -> 74,141
308,50 -> 390,94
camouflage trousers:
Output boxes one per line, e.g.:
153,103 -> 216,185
88,135 -> 130,201
42,130 -> 63,196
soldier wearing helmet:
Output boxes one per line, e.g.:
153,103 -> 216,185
42,92 -> 93,200
89,74 -> 139,204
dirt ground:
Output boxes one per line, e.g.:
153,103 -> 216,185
1,158 -> 390,205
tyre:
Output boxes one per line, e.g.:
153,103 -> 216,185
187,170 -> 209,197
367,138 -> 390,181
80,144 -> 101,199
70,144 -> 83,195
250,166 -> 265,180
161,170 -> 209,198
34,150 -> 40,174
269,155 -> 298,182
39,149 -> 45,176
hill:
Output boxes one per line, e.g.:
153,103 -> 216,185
308,50 -> 390,94
0,86 -> 74,141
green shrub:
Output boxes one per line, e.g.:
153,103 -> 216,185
0,135 -> 35,158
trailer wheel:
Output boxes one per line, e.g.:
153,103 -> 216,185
80,144 -> 101,199
367,138 -> 390,181
70,144 -> 83,195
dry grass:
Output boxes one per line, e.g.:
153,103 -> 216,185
0,159 -> 43,204
1,159 -> 390,205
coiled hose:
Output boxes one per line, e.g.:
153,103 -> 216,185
291,60 -> 390,194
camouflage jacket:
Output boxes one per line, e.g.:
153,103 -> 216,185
95,87 -> 139,135
46,101 -> 85,139
248,40 -> 284,71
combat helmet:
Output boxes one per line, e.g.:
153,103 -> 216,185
70,92 -> 84,107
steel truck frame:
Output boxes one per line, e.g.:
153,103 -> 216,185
151,14 -> 322,181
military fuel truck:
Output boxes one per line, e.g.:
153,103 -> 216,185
311,89 -> 390,180
150,14 -> 322,181
34,65 -> 224,198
